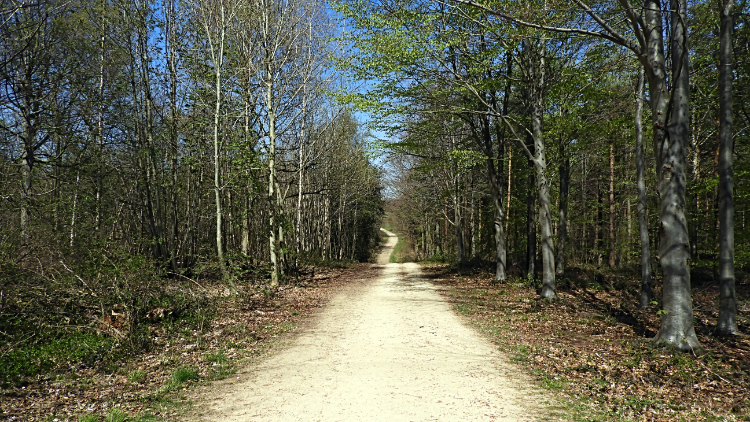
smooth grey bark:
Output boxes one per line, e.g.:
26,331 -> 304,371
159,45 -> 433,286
454,186 -> 464,264
529,52 -> 556,298
489,54 -> 512,282
519,40 -> 555,298
471,106 -> 507,281
484,128 -> 506,281
213,12 -> 224,278
650,0 -> 700,352
608,141 -> 616,268
635,67 -> 653,309
717,0 -> 738,335
556,142 -> 569,275
690,133 -> 700,260
506,145 -> 512,234
526,135 -> 536,279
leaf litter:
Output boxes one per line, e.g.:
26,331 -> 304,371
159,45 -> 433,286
427,264 -> 750,422
0,264 -> 373,421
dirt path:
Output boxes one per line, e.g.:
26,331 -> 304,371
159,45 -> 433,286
188,229 -> 545,421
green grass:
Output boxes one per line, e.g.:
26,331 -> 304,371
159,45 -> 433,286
510,345 -> 531,363
208,363 -> 236,381
127,369 -> 145,383
388,232 -> 415,263
1,331 -> 114,385
454,303 -> 477,315
105,408 -> 128,422
171,367 -> 200,384
203,351 -> 227,364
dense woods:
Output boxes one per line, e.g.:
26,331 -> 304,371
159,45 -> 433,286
0,0 -> 381,392
335,0 -> 749,351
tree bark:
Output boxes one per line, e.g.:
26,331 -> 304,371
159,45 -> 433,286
717,0 -> 738,335
635,66 -> 653,309
556,141 -> 569,275
526,135 -> 537,280
165,0 -> 180,271
476,112 -> 507,281
204,2 -> 235,290
651,0 -> 701,352
526,42 -> 555,298
266,61 -> 279,287
609,140 -> 616,268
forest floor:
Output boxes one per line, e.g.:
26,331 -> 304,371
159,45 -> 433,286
0,260 -> 376,421
3,232 -> 749,421
428,263 -> 750,421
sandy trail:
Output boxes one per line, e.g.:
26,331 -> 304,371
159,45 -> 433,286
190,229 -> 543,421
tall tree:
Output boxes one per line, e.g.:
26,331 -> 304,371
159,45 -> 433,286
716,0 -> 738,335
449,0 -> 701,351
634,66 -> 653,309
191,0 -> 241,291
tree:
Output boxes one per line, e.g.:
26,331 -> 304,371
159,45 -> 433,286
190,0 -> 242,292
448,0 -> 701,351
634,66 -> 653,309
716,0 -> 738,335
0,0 -> 78,244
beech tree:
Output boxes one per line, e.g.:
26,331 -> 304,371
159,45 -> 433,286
444,0 -> 701,351
716,0 -> 738,335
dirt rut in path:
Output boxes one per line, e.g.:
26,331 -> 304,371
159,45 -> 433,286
188,230 -> 544,421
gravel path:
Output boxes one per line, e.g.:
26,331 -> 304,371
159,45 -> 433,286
189,229 -> 544,421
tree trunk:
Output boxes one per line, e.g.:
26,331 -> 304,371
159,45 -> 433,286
556,142 -> 569,275
691,133 -> 700,260
70,171 -> 80,247
716,0 -> 738,335
635,66 -> 653,309
609,141 -> 616,268
526,136 -> 536,279
207,4 -> 235,291
454,192 -> 464,265
596,181 -> 602,267
165,0 -> 180,271
20,132 -> 34,243
651,0 -> 701,352
525,41 -> 555,298
478,114 -> 507,281
267,71 -> 279,287
506,144 -> 512,234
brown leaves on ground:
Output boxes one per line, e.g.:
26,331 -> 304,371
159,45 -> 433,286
428,265 -> 750,422
0,264 -> 376,422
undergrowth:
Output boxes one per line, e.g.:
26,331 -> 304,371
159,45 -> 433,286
1,238 -> 369,421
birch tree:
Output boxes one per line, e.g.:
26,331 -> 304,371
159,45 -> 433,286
190,0 -> 243,290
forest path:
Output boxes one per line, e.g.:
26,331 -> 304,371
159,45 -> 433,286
187,229 -> 545,421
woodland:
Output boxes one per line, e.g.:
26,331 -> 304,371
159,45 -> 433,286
334,0 -> 750,351
1,0 -> 382,416
1,0 -> 750,420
